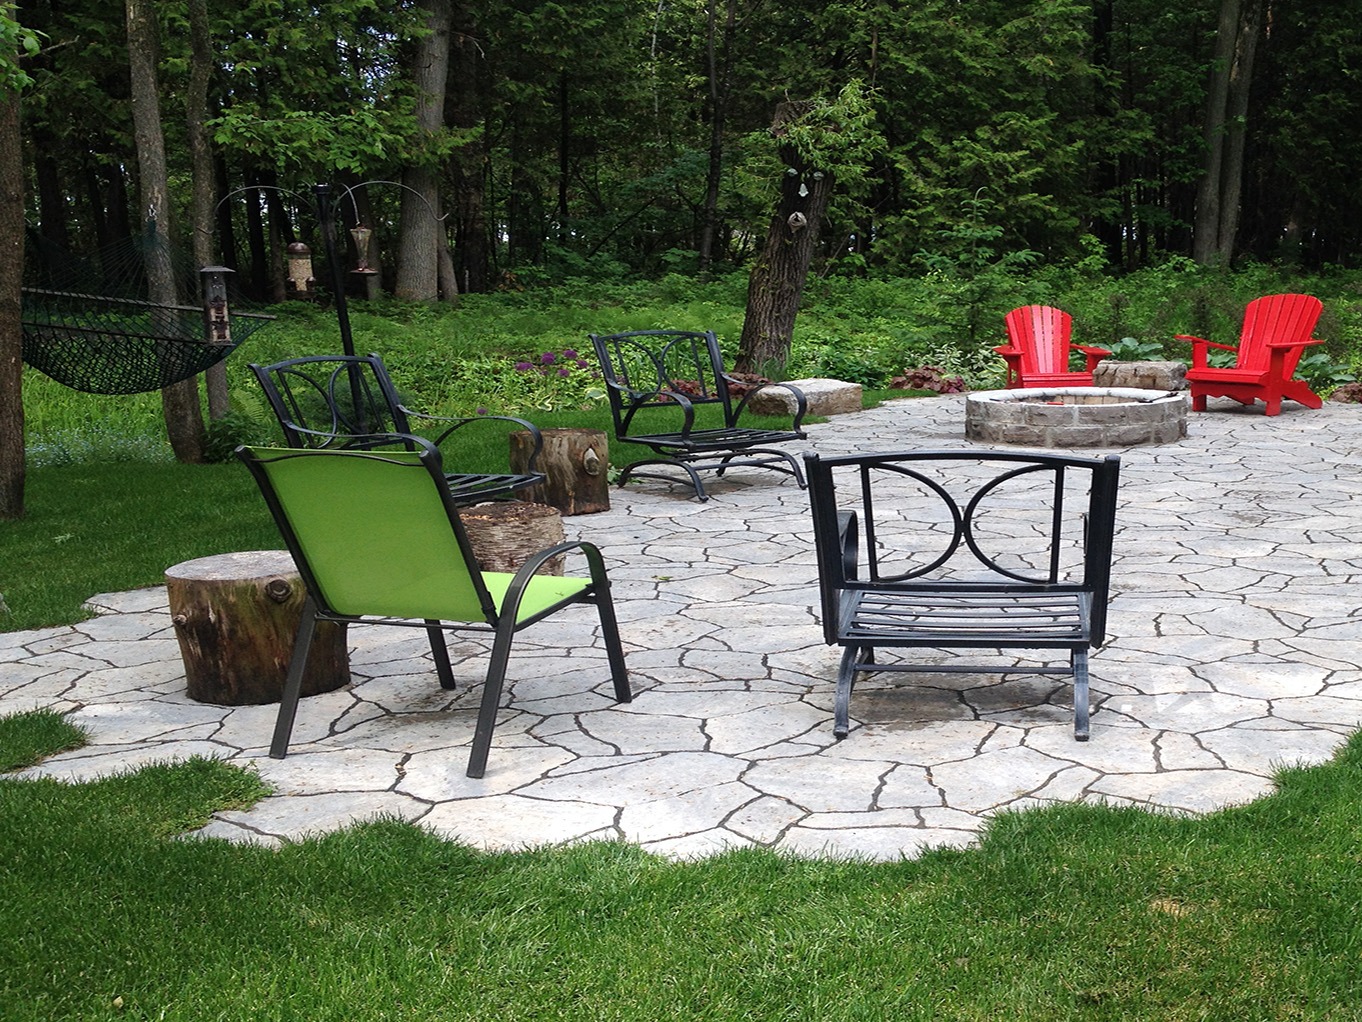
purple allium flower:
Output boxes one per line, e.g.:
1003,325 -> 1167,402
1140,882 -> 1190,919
514,361 -> 533,371
476,407 -> 488,416
558,367 -> 570,377
575,359 -> 589,369
540,351 -> 557,365
562,348 -> 578,359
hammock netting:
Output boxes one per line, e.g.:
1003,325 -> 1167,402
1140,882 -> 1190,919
21,288 -> 275,395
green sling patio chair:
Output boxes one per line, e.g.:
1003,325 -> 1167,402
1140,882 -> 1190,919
238,438 -> 631,778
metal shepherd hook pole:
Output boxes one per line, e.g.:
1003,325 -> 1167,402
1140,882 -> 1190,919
313,182 -> 356,359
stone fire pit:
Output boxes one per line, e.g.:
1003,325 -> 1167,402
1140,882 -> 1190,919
965,387 -> 1188,448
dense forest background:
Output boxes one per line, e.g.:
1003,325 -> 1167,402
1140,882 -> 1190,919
13,0 -> 1362,298
3,0 -> 1361,515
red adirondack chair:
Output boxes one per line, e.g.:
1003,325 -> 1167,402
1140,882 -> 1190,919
1177,294 -> 1324,416
995,305 -> 1111,388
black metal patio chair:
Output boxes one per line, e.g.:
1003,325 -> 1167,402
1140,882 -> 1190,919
804,448 -> 1121,741
251,353 -> 544,505
238,437 -> 631,779
589,329 -> 808,501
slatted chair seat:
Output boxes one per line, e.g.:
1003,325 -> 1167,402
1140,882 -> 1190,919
805,449 -> 1122,741
589,329 -> 808,501
841,589 -> 1091,646
251,353 -> 544,504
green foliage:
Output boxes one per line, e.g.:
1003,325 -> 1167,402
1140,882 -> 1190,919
0,5 -> 40,91
1295,350 -> 1356,393
1108,336 -> 1167,361
201,408 -> 277,464
209,107 -> 416,177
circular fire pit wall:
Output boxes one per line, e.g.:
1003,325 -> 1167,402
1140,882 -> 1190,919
965,387 -> 1188,447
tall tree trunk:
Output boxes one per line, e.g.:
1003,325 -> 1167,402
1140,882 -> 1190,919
396,0 -> 452,302
736,101 -> 834,376
186,0 -> 227,419
557,72 -> 570,243
448,2 -> 490,293
0,89 -> 24,519
1215,0 -> 1262,260
1193,0 -> 1262,266
697,0 -> 736,272
32,140 -> 68,256
126,0 -> 204,463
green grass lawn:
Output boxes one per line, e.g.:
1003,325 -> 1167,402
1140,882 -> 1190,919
3,708 -> 1361,1020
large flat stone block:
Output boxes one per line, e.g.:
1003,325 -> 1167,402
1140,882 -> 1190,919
747,378 -> 863,417
1093,360 -> 1187,391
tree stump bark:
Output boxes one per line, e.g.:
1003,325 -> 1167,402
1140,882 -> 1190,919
166,550 -> 349,706
460,501 -> 566,575
509,427 -> 610,515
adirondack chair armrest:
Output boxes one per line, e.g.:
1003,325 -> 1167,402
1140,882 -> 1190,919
1175,334 -> 1236,369
401,408 -> 544,469
1074,344 -> 1112,372
993,345 -> 1021,358
730,378 -> 809,427
1264,337 -> 1325,350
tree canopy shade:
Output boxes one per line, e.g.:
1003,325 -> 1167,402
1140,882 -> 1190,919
13,0 -> 1362,307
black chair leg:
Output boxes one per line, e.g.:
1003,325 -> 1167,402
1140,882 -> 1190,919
618,458 -> 710,501
833,644 -> 863,738
466,621 -> 516,778
1073,648 -> 1091,741
426,621 -> 456,690
593,589 -> 632,704
270,596 -> 319,758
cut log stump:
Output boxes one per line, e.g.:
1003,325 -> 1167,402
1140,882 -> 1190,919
509,427 -> 610,515
460,501 -> 566,575
166,550 -> 349,706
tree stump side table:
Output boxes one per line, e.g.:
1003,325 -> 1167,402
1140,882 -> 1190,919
509,428 -> 610,515
165,550 -> 350,706
460,501 -> 567,575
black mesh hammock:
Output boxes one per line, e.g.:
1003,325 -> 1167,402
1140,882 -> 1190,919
20,287 -> 275,395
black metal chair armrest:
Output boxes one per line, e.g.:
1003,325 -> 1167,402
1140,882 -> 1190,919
617,385 -> 698,438
730,378 -> 809,428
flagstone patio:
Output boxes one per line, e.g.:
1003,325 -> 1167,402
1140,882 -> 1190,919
5,393 -> 1361,860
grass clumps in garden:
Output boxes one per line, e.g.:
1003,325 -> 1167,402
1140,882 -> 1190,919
3,713 -> 1362,1020
0,708 -> 89,771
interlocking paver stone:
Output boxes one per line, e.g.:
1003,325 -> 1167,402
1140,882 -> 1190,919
6,394 -> 1362,858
